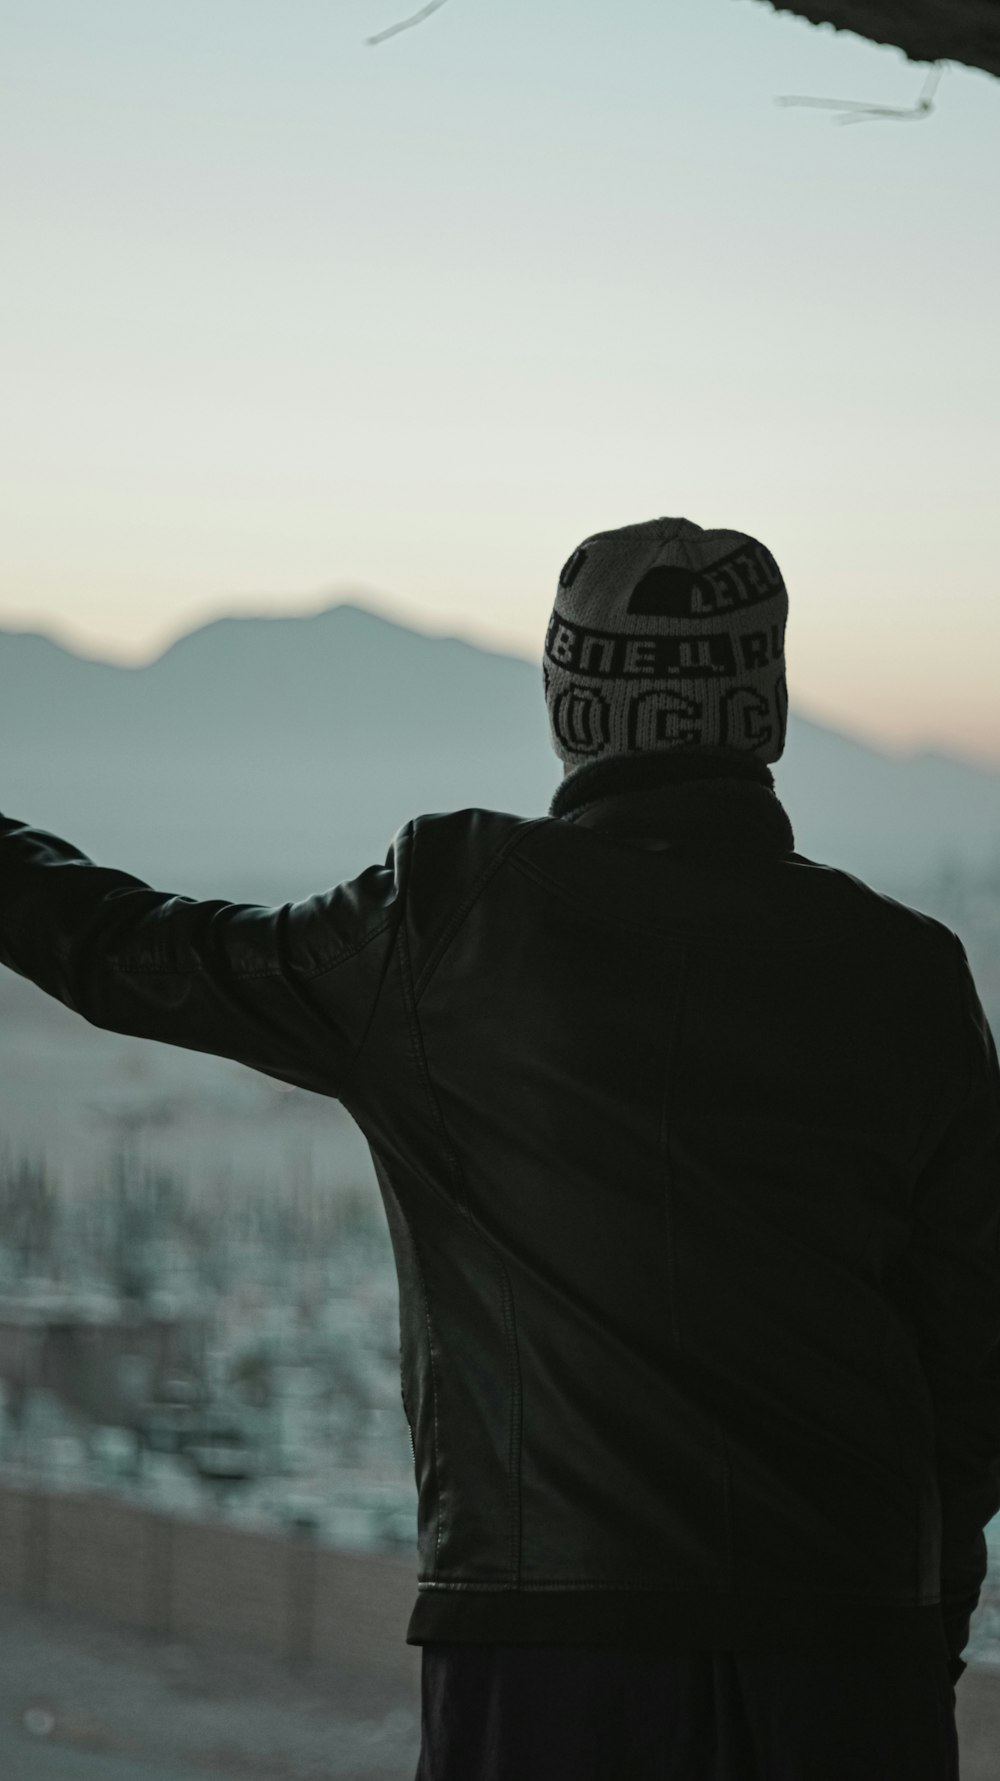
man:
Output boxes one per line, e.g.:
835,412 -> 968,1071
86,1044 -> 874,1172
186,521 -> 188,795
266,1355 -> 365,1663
0,515 -> 996,1779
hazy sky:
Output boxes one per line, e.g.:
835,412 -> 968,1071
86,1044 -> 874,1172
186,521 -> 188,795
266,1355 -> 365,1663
2,0 -> 998,763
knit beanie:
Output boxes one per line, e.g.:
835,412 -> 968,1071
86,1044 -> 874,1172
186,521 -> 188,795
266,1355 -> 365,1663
543,517 -> 788,769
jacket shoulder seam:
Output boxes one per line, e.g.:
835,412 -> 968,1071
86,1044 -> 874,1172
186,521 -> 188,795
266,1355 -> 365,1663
412,817 -> 547,1001
506,850 -> 897,950
330,826 -> 415,1098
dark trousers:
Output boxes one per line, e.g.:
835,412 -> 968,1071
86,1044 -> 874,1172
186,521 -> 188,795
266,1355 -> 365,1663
414,1635 -> 960,1780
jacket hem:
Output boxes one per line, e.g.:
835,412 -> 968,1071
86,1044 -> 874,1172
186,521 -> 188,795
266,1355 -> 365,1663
404,1587 -> 946,1653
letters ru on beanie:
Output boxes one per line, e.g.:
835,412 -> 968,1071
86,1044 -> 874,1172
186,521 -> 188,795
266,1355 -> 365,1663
543,517 -> 789,769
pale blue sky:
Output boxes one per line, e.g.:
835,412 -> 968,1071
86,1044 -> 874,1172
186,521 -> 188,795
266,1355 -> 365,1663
2,0 -> 998,761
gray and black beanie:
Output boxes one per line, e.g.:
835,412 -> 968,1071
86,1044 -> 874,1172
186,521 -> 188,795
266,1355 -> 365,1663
543,517 -> 789,769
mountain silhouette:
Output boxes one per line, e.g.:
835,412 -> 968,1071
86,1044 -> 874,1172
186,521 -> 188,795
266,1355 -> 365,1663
2,600 -> 998,906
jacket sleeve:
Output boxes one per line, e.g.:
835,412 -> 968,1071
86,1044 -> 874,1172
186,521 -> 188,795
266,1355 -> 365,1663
902,933 -> 1000,1674
0,811 -> 410,1100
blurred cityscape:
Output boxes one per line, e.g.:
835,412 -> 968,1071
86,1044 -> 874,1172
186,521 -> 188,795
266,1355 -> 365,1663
0,1131 -> 417,1560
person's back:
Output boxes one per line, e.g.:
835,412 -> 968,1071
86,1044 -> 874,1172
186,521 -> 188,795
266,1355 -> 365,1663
383,756 -> 981,1656
0,516 -> 995,1780
380,519 -> 994,1778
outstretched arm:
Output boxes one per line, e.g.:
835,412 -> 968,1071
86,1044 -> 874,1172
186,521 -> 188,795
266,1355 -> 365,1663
0,811 -> 409,1101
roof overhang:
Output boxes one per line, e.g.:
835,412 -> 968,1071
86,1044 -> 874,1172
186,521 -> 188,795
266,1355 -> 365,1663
752,1 -> 1000,80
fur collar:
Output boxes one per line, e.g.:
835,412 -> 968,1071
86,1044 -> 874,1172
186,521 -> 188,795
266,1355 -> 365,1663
549,747 -> 795,854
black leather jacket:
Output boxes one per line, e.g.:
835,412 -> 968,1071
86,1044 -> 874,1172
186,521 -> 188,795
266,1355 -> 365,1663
2,746 -> 999,1678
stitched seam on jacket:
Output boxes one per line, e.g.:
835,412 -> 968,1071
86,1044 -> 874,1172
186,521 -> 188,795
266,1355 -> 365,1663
873,1311 -> 937,1604
401,890 -> 524,1586
509,847 -> 862,947
336,834 -> 415,1099
386,1179 -> 443,1579
107,910 -> 400,983
896,926 -> 977,1190
399,917 -> 470,1223
413,818 -> 548,1003
661,944 -> 733,1588
396,914 -> 449,1574
659,943 -> 687,1357
507,851 -> 882,950
717,1420 -> 735,1593
499,1249 -> 523,1586
413,1578 -> 919,1594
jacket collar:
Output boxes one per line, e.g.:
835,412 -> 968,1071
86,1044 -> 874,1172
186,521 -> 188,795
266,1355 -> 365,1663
548,746 -> 795,855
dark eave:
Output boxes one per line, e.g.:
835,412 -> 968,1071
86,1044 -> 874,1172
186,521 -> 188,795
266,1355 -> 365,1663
753,0 -> 1000,80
